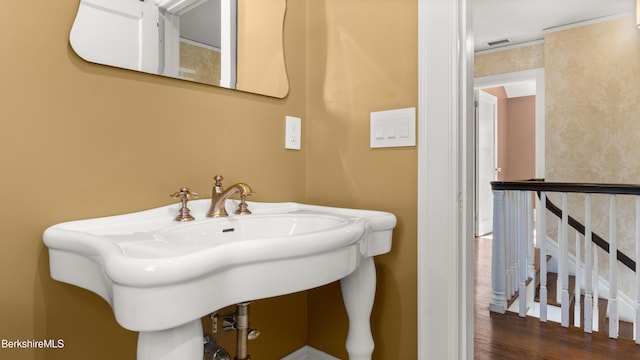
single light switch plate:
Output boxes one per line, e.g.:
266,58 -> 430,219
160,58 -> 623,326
285,116 -> 301,150
370,107 -> 416,148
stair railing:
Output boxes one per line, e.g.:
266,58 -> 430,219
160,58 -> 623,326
490,180 -> 640,342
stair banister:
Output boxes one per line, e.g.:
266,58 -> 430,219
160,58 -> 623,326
610,195 -> 619,338
490,180 -> 640,340
491,180 -> 637,272
538,191 -> 548,322
635,196 -> 640,344
560,193 -> 569,327
490,189 -> 507,314
574,230 -> 581,328
584,194 -> 593,333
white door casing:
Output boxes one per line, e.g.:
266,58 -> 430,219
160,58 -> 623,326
418,0 -> 473,359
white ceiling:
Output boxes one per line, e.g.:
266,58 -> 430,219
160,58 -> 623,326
473,0 -> 635,52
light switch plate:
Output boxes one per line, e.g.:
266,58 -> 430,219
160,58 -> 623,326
285,116 -> 301,150
370,107 -> 416,148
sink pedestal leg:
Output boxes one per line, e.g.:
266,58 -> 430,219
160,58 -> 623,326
340,256 -> 376,360
137,320 -> 203,360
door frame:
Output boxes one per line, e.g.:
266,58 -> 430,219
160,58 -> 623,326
417,0 -> 473,359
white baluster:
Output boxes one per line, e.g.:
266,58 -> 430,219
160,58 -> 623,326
526,191 -> 535,314
527,191 -> 535,279
575,230 -> 581,328
510,191 -> 517,300
519,191 -> 527,317
593,242 -> 599,332
635,196 -> 640,344
557,217 -> 562,305
514,191 -> 521,301
560,192 -> 570,327
584,194 -> 593,333
609,195 -> 618,339
505,191 -> 512,300
490,189 -> 507,314
539,192 -> 548,322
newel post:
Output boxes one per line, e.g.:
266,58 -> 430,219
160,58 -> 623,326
490,189 -> 507,313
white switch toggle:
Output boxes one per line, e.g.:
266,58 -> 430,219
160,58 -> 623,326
285,116 -> 301,150
375,121 -> 385,139
370,108 -> 416,148
398,117 -> 410,138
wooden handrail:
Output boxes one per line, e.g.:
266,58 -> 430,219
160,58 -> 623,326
491,179 -> 637,272
492,179 -> 640,196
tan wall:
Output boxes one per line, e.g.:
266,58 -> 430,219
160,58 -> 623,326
0,1 -> 307,359
1,0 -> 418,359
304,1 -> 418,359
505,95 -> 535,181
237,0 -> 288,97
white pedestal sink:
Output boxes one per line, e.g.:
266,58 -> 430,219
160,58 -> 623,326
43,199 -> 396,360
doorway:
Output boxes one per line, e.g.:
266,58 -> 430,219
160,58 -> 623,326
475,68 -> 545,179
473,69 -> 546,235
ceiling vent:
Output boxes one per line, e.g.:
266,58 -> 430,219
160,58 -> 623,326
487,38 -> 512,47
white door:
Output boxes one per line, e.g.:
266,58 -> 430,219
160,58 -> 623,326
475,90 -> 498,236
69,0 -> 160,73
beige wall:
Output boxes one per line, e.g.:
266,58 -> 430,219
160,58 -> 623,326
1,1 -> 307,359
545,16 -> 640,184
475,43 -> 544,78
0,0 -> 417,359
545,15 -> 640,297
304,1 -> 418,358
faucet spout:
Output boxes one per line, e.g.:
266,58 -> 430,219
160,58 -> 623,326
206,176 -> 254,217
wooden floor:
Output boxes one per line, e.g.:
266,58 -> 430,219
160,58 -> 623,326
474,236 -> 640,359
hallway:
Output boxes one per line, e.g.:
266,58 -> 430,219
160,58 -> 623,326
474,236 -> 640,359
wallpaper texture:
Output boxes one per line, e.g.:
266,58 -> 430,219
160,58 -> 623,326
475,43 -> 544,78
545,16 -> 640,299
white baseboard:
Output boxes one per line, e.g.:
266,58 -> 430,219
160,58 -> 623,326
281,346 -> 341,360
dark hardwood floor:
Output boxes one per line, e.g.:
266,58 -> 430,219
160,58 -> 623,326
474,236 -> 640,359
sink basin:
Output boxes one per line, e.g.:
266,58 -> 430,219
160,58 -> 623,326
43,199 -> 396,360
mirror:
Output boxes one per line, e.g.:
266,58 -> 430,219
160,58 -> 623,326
70,0 -> 288,98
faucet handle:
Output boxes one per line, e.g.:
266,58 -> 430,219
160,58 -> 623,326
170,187 -> 199,221
234,194 -> 253,215
171,187 -> 198,200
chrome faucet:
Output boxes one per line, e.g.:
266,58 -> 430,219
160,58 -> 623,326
206,175 -> 254,217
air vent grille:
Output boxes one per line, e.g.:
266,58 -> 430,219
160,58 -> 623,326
487,38 -> 511,47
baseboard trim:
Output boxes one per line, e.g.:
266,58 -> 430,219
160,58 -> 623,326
281,346 -> 341,360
